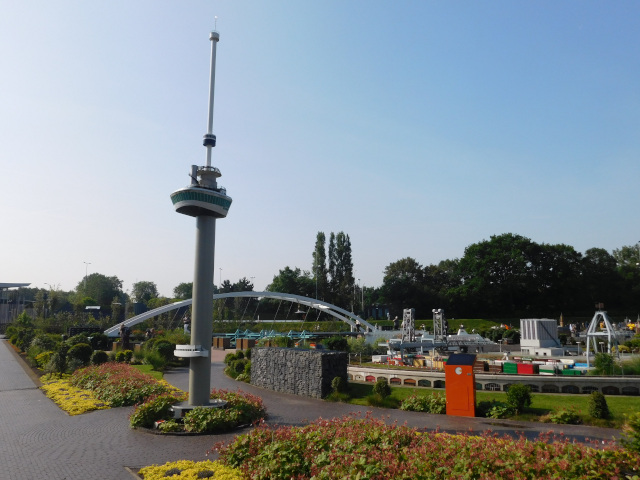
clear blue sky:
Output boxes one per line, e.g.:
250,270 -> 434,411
2,1 -> 639,298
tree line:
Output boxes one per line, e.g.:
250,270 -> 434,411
8,232 -> 640,323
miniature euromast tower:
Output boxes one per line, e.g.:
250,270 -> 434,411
170,28 -> 232,406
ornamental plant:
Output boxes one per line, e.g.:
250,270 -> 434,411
400,393 -> 446,414
505,383 -> 532,414
214,414 -> 640,480
70,363 -> 182,407
139,460 -> 244,480
587,391 -> 610,420
129,393 -> 184,428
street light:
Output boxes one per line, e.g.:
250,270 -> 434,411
83,261 -> 91,293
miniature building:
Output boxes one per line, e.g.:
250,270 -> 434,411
520,318 -> 564,356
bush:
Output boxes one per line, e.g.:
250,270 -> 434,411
129,393 -> 183,428
144,350 -> 167,371
91,350 -> 109,365
586,391 -> 609,420
545,407 -> 581,425
621,412 -> 640,454
487,402 -> 514,419
67,343 -> 93,366
324,336 -> 348,352
115,351 -> 126,362
123,349 -> 134,363
372,378 -> 391,398
183,389 -> 266,433
506,384 -> 532,414
400,393 -> 446,414
331,376 -> 348,394
154,340 -> 175,362
30,333 -> 59,352
88,333 -> 110,351
65,334 -> 91,348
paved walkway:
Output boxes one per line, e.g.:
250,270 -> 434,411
0,340 -> 622,480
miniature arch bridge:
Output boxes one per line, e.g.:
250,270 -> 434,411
104,291 -> 376,337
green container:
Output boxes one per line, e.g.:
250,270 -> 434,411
502,362 -> 518,374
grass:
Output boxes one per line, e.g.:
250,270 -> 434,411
344,381 -> 640,428
131,363 -> 163,380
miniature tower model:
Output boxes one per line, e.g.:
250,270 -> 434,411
170,29 -> 232,406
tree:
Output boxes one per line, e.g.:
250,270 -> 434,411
380,257 -> 427,315
132,281 -> 159,306
330,232 -> 354,309
173,282 -> 193,300
267,267 -> 314,297
328,233 -> 337,302
74,273 -> 123,310
233,277 -> 254,292
312,232 -> 328,300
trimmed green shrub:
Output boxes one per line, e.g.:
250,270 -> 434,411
115,351 -> 126,362
123,349 -> 134,363
154,340 -> 175,362
506,384 -> 532,414
88,333 -> 110,351
588,391 -> 610,419
372,378 -> 391,398
91,350 -> 109,365
65,334 -> 91,347
68,343 -> 93,366
144,350 -> 167,371
331,376 -> 348,394
129,393 -> 183,428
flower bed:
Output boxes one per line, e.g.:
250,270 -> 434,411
130,388 -> 266,434
214,414 -> 640,480
139,460 -> 243,480
70,363 -> 184,407
40,376 -> 110,415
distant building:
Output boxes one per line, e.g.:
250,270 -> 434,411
0,283 -> 31,324
520,318 -> 564,356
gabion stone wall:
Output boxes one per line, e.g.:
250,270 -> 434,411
250,347 -> 348,399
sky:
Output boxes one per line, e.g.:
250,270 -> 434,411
2,1 -> 640,298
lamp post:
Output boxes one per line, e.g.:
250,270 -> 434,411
83,261 -> 91,294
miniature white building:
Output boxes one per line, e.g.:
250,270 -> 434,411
520,318 -> 564,356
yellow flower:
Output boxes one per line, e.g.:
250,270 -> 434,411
40,379 -> 110,415
139,460 -> 245,480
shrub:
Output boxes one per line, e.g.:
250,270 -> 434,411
34,351 -> 54,368
67,343 -> 93,366
331,376 -> 348,394
91,350 -> 109,365
144,350 -> 167,371
487,402 -> 515,419
235,350 -> 245,360
71,363 -> 182,407
224,352 -> 238,365
45,344 -> 69,377
621,412 -> 640,454
183,389 -> 266,433
588,391 -> 610,419
65,334 -> 91,348
122,349 -> 134,362
30,333 -> 59,351
372,378 -> 391,398
324,336 -> 348,352
115,351 -> 126,363
154,340 -> 175,362
215,415 -> 640,480
400,393 -> 446,414
129,393 -> 183,428
88,333 -> 110,351
545,407 -> 581,425
506,384 -> 532,414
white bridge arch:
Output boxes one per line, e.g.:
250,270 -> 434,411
104,291 -> 376,337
